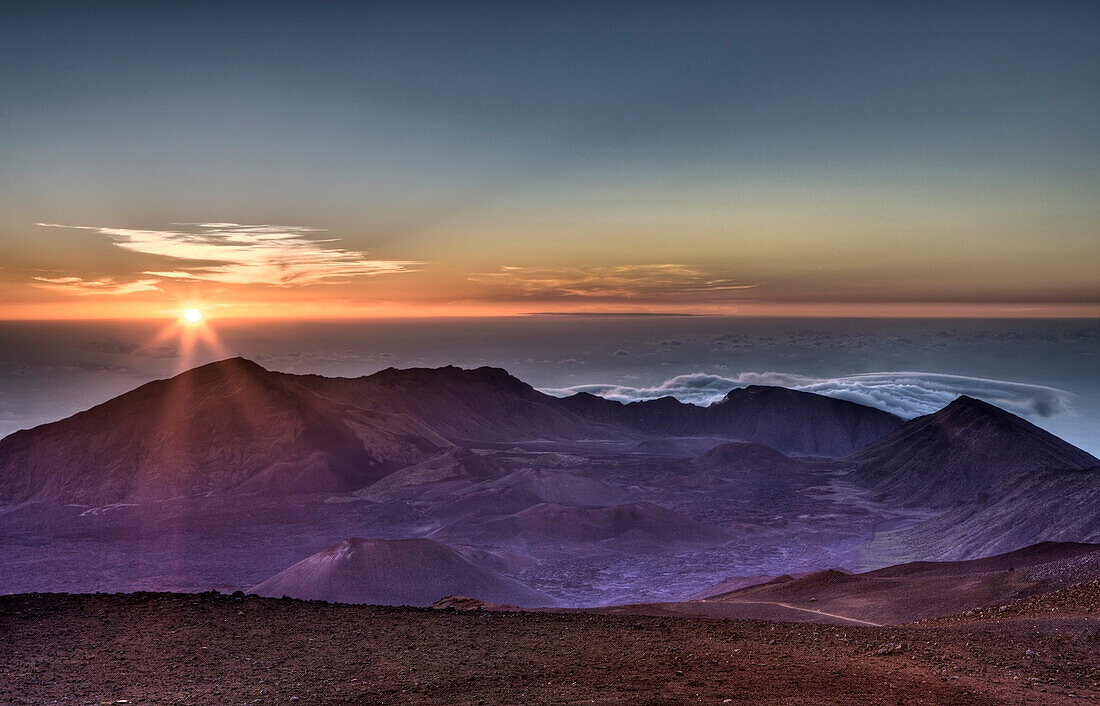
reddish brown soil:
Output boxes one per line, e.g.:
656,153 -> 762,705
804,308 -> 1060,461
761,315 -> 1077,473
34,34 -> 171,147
652,543 -> 1100,626
2,591 -> 1098,705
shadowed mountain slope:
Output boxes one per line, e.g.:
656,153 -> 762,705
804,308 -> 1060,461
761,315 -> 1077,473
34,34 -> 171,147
846,395 -> 1098,508
866,467 -> 1100,561
248,537 -> 552,607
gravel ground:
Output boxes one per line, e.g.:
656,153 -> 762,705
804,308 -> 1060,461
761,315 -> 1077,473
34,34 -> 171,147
1,590 -> 1098,705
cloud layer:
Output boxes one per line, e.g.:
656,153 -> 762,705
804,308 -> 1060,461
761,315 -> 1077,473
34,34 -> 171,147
469,264 -> 755,300
547,371 -> 1074,420
38,223 -> 420,288
31,276 -> 162,296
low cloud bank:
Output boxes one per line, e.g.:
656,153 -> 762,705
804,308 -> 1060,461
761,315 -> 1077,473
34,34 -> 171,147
468,264 -> 755,300
546,371 -> 1073,420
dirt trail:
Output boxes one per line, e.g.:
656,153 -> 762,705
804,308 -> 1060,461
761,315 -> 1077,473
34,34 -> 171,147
713,599 -> 884,626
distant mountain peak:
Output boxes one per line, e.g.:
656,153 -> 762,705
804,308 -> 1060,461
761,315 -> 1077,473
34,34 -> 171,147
716,384 -> 895,414
847,396 -> 1098,508
735,384 -> 783,393
630,395 -> 683,408
196,355 -> 265,370
719,384 -> 782,401
370,364 -> 535,393
922,394 -> 1082,443
941,394 -> 1008,416
171,356 -> 272,382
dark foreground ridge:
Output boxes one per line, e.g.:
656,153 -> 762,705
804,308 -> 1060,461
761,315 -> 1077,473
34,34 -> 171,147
1,589 -> 1097,705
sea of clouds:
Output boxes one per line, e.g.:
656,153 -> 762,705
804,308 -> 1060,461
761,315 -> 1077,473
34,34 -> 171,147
545,371 -> 1074,420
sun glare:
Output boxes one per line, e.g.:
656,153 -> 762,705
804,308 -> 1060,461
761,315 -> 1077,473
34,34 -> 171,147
153,307 -> 226,371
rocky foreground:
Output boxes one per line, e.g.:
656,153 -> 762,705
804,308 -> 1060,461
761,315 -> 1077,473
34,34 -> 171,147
2,586 -> 1098,705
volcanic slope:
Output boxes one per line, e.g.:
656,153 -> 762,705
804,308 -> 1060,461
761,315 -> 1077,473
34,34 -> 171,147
248,537 -> 553,607
846,395 -> 1098,508
866,466 -> 1100,561
673,541 -> 1100,625
0,358 -> 451,505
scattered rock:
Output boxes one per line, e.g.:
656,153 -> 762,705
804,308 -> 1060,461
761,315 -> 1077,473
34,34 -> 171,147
875,643 -> 905,656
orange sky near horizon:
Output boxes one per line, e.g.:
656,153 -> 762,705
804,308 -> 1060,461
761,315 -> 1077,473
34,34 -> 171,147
0,218 -> 1095,320
4,299 -> 1100,322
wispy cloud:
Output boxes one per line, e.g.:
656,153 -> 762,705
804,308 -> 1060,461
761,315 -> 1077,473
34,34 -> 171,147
469,264 -> 756,300
31,276 -> 162,296
38,223 -> 421,287
546,371 -> 1074,420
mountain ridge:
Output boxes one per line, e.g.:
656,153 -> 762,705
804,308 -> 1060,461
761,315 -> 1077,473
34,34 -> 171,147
0,357 -> 904,505
0,357 -> 452,505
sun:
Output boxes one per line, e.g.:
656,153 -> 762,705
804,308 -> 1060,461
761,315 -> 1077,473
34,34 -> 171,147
182,308 -> 203,324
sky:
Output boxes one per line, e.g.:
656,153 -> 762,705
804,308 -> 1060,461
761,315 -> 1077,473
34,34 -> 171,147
1,1 -> 1098,319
